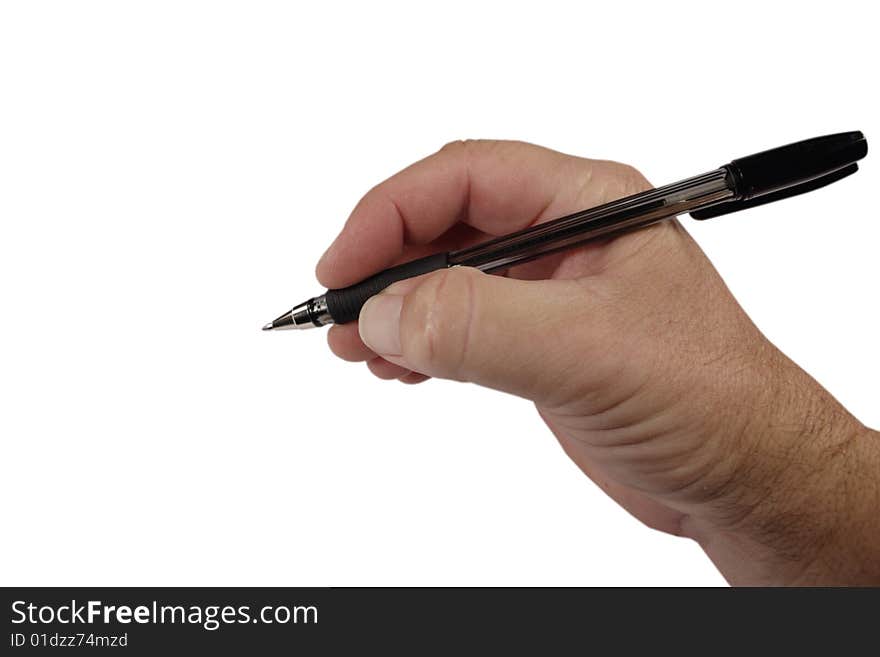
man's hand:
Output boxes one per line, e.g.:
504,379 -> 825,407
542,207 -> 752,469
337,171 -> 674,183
317,140 -> 880,585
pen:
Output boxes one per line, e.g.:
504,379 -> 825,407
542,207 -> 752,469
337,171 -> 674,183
263,132 -> 868,331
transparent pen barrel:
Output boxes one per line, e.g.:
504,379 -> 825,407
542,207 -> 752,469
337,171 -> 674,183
448,168 -> 735,272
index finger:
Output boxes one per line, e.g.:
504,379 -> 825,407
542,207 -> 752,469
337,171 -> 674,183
315,139 -> 596,289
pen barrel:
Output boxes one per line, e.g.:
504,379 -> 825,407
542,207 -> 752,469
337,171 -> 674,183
448,168 -> 734,272
324,253 -> 450,324
323,170 -> 733,323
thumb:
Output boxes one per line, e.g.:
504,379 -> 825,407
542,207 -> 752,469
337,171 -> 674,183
358,266 -> 589,403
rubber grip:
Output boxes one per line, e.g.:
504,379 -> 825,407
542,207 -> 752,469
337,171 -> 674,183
324,253 -> 449,324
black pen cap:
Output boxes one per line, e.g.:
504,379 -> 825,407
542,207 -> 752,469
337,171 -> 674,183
692,131 -> 868,219
731,131 -> 867,199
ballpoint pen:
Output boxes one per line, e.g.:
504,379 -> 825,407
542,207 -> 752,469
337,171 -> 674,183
263,132 -> 868,331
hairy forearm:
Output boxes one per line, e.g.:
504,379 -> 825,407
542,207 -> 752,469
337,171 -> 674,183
685,350 -> 880,585
789,425 -> 880,585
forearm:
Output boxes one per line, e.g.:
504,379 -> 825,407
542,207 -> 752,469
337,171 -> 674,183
685,351 -> 880,585
792,425 -> 880,585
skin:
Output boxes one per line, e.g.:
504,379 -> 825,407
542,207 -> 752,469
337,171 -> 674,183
316,140 -> 880,586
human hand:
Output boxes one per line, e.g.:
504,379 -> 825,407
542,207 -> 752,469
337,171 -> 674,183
317,140 -> 879,585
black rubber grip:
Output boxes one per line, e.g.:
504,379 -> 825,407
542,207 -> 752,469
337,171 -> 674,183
324,253 -> 449,324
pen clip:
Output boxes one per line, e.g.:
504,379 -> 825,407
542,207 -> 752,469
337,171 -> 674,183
691,131 -> 868,220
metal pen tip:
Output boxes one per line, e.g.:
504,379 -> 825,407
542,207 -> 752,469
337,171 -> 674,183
262,299 -> 324,331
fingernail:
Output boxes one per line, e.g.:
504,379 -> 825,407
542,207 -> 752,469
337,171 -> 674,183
359,294 -> 403,356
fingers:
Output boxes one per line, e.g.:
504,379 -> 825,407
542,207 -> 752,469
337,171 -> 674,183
366,357 -> 410,380
398,372 -> 429,385
316,140 -> 599,289
358,266 -> 591,404
327,324 -> 373,362
328,321 -> 431,386
319,139 -> 654,390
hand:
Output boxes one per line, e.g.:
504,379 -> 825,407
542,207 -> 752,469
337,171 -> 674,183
317,140 -> 880,585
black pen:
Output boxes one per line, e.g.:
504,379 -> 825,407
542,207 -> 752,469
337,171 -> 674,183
263,132 -> 868,331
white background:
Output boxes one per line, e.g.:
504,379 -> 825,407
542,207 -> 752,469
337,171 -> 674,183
1,1 -> 877,586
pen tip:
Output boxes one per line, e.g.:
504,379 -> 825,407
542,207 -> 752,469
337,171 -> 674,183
262,322 -> 274,331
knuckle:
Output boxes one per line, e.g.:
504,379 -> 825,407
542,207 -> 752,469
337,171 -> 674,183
439,138 -> 499,161
438,139 -> 473,159
439,138 -> 467,152
587,161 -> 652,204
613,161 -> 651,194
400,267 -> 477,379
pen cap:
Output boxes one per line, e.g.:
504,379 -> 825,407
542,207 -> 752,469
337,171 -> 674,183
730,131 -> 867,200
691,131 -> 868,220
